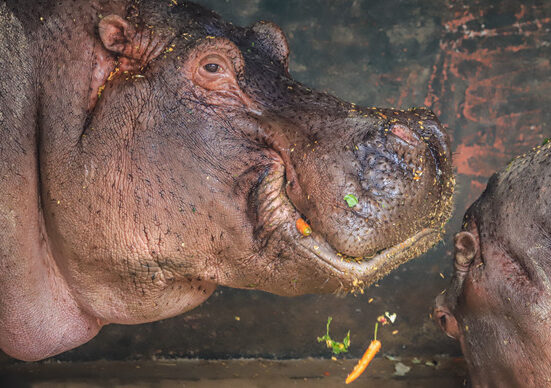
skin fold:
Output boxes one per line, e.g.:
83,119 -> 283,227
434,141 -> 551,388
0,0 -> 453,361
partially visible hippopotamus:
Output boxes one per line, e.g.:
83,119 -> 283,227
435,142 -> 551,387
0,0 -> 454,361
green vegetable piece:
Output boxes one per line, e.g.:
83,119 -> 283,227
317,317 -> 351,355
344,194 -> 358,208
543,138 -> 550,146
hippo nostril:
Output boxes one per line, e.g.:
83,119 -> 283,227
390,124 -> 420,146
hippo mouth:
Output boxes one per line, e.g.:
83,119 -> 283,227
298,227 -> 443,287
252,149 -> 451,293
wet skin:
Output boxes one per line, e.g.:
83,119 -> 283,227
434,142 -> 551,387
0,0 -> 453,360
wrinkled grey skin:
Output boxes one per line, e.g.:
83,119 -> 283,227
435,142 -> 551,387
0,0 -> 453,361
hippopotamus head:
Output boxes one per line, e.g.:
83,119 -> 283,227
0,0 -> 453,360
434,142 -> 551,387
82,1 -> 454,295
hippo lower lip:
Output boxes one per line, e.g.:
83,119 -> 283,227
298,227 -> 442,286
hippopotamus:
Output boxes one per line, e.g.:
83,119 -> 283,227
0,0 -> 453,361
434,141 -> 551,387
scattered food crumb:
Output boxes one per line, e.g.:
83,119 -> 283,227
385,355 -> 401,361
343,193 -> 359,207
234,316 -> 240,321
394,362 -> 411,376
385,312 -> 397,323
296,217 -> 312,236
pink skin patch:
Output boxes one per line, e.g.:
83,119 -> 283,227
390,124 -> 420,146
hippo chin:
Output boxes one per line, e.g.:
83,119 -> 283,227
434,142 -> 551,387
0,0 -> 453,361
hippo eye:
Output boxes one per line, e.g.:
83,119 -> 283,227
204,63 -> 220,73
439,314 -> 447,328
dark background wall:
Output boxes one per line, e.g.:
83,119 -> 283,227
2,0 -> 550,364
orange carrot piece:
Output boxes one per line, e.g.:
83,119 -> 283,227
296,218 -> 312,236
345,339 -> 381,384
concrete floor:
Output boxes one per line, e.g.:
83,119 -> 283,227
0,356 -> 468,388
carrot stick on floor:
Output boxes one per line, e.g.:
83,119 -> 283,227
345,323 -> 381,384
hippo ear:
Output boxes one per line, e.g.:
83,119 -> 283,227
98,15 -> 168,71
454,231 -> 479,270
98,15 -> 137,56
251,21 -> 290,72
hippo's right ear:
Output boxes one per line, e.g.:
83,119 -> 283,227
98,15 -> 137,55
98,15 -> 169,71
454,231 -> 479,272
251,21 -> 290,73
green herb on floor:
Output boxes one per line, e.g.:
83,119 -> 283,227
317,316 -> 350,355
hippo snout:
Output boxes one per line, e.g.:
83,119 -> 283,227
248,100 -> 454,291
287,107 -> 453,262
